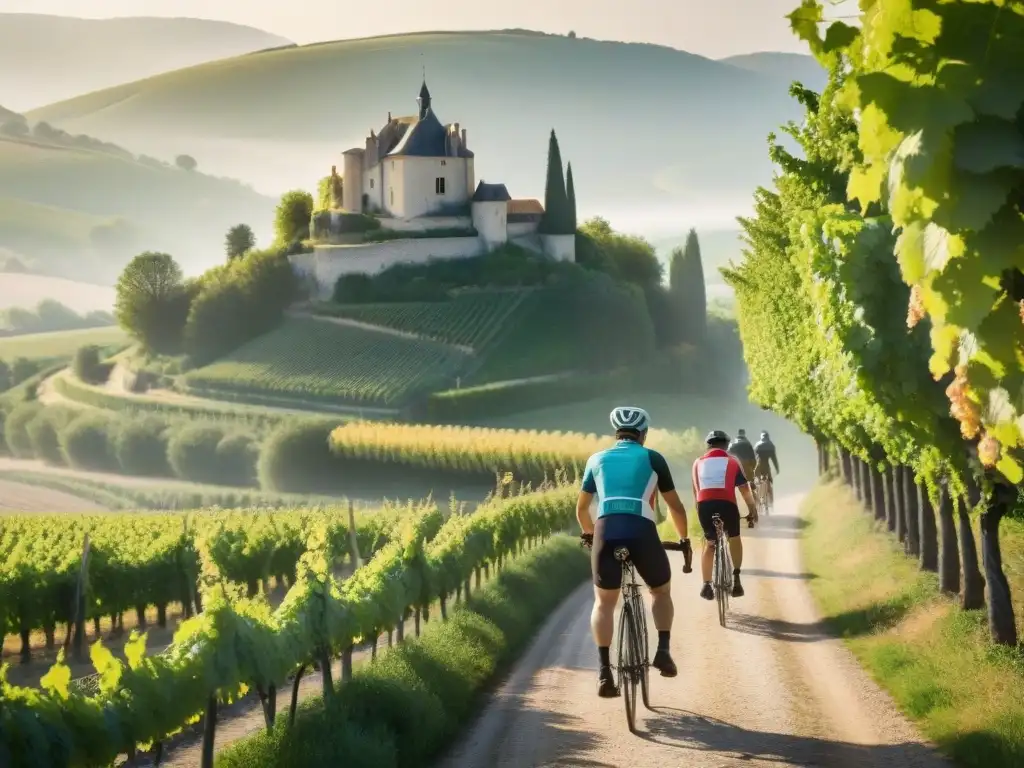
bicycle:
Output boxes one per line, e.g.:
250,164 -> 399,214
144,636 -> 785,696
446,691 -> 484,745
710,513 -> 733,628
581,533 -> 692,733
753,477 -> 772,518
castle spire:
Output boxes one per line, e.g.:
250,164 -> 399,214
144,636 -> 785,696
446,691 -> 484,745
417,77 -> 432,120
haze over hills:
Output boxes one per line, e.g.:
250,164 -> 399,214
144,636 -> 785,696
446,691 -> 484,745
719,51 -> 826,92
27,30 -> 824,228
0,13 -> 293,111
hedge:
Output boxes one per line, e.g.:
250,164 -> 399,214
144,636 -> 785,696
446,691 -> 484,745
216,533 -> 589,768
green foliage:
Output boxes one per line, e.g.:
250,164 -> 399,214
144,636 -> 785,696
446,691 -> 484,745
215,432 -> 260,487
539,129 -> 573,235
71,345 -> 111,385
3,402 -> 39,458
59,413 -> 117,472
566,161 -> 578,230
257,419 -> 348,495
113,417 -> 172,477
225,223 -> 256,261
313,290 -> 524,350
790,0 -> 1024,483
576,217 -> 663,287
183,246 -> 298,366
218,535 -> 589,768
26,406 -> 74,465
167,424 -> 231,485
274,189 -> 314,245
185,316 -> 469,407
0,300 -> 114,336
670,229 -> 709,345
114,252 -> 192,355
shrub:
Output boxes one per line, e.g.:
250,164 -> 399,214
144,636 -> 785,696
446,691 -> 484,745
3,403 -> 40,458
60,413 -> 117,471
167,424 -> 227,485
257,419 -> 340,494
114,418 -> 172,477
217,535 -> 589,768
215,432 -> 259,486
72,345 -> 112,385
26,407 -> 75,465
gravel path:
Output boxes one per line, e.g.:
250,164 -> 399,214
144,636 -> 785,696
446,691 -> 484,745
440,494 -> 953,768
0,478 -> 106,513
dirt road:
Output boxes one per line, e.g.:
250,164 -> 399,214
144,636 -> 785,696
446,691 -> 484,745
0,478 -> 106,513
441,494 -> 952,768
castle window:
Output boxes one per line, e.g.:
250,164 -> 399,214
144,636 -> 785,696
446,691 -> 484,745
440,160 -> 446,167
435,177 -> 446,195
370,178 -> 374,189
390,188 -> 394,205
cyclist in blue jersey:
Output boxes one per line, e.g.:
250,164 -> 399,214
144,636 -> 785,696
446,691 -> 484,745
577,406 -> 693,698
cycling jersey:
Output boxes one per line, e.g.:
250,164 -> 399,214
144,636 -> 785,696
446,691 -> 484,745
692,448 -> 747,503
581,439 -> 675,523
727,437 -> 756,465
754,439 -> 779,477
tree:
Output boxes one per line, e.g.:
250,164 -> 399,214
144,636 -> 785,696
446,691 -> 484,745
115,252 -> 191,353
175,154 -> 198,172
540,130 -> 572,235
670,229 -> 708,345
566,162 -> 578,231
0,360 -> 11,392
274,190 -> 314,245
0,115 -> 28,138
225,224 -> 256,261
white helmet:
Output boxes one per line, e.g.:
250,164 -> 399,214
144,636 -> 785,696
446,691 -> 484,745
610,406 -> 650,433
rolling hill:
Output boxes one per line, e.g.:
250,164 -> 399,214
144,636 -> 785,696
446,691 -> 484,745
27,30 -> 823,215
0,14 -> 292,112
719,52 -> 826,92
0,132 -> 276,283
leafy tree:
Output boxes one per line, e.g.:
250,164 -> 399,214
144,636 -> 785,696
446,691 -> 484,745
669,229 -> 708,345
274,190 -> 314,245
0,360 -> 11,392
115,252 -> 191,353
540,130 -> 572,235
0,116 -> 28,138
175,154 -> 198,172
225,224 -> 256,261
577,218 -> 661,287
566,162 -> 578,231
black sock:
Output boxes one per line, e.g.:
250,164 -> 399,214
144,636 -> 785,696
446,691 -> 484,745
657,630 -> 670,651
598,646 -> 611,668
733,568 -> 741,576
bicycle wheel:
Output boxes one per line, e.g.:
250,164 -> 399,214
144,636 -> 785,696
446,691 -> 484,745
629,587 -> 652,710
714,535 -> 728,628
617,601 -> 639,732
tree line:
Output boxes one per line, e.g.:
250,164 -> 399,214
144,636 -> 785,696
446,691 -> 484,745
727,4 -> 1023,647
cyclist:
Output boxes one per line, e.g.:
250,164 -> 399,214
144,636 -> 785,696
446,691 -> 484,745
754,430 -> 780,507
577,406 -> 693,699
692,430 -> 758,601
727,429 -> 757,527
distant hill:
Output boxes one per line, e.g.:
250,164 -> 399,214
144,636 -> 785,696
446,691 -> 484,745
0,273 -> 114,314
719,52 -> 827,92
0,132 -> 276,283
27,30 -> 819,214
0,14 -> 293,111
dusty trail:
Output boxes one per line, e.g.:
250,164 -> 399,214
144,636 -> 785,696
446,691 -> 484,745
441,494 -> 952,768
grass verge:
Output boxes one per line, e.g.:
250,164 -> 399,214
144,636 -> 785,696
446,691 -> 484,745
802,482 -> 1024,767
216,533 -> 589,768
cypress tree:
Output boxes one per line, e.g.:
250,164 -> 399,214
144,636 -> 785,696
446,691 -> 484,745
566,162 -> 578,231
540,129 -> 570,234
672,228 -> 708,345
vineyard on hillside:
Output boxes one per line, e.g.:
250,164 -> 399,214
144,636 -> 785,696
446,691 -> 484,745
313,289 -> 527,350
0,486 -> 576,767
727,1 -> 1024,648
183,316 -> 471,406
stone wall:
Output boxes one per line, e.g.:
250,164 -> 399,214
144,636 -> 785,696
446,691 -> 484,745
380,215 -> 472,232
300,236 -> 485,298
542,234 -> 576,262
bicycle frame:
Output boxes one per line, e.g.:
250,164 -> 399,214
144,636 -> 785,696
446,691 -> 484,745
710,514 -> 732,628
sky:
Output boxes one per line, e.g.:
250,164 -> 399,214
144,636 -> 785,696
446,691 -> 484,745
0,0 -> 857,58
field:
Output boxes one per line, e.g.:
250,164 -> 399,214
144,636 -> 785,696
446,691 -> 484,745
0,271 -> 114,313
313,289 -> 527,350
802,483 -> 1024,767
0,325 -> 127,361
184,315 -> 471,406
25,32 -> 813,204
0,196 -> 110,255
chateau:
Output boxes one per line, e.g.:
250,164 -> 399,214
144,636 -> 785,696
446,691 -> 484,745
295,80 -> 576,296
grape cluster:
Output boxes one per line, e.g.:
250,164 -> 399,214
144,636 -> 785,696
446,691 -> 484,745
945,365 -> 982,441
906,284 -> 925,329
978,432 -> 1001,468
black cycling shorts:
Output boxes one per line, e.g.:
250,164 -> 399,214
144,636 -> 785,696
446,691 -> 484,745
592,514 -> 671,591
697,499 -> 742,540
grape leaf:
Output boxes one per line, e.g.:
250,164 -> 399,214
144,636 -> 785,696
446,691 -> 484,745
788,0 -> 824,50
953,118 -> 1024,173
942,172 -> 1016,231
823,21 -> 860,52
995,453 -> 1023,485
968,74 -> 1024,120
857,73 -> 974,135
39,651 -> 71,700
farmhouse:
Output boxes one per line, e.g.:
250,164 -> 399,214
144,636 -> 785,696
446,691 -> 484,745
296,80 -> 575,297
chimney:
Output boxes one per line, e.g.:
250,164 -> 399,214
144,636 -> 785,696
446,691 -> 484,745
462,128 -> 467,149
388,111 -> 392,122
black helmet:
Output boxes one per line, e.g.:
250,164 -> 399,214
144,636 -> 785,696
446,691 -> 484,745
737,429 -> 746,437
705,429 -> 730,446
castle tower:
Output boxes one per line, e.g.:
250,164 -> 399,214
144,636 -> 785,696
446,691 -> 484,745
417,80 -> 432,120
342,148 -> 364,212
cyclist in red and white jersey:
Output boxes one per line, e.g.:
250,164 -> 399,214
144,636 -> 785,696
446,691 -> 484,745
692,430 -> 758,600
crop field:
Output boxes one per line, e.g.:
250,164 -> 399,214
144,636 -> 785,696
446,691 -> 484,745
0,325 -> 127,361
315,289 -> 527,350
184,316 -> 471,405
